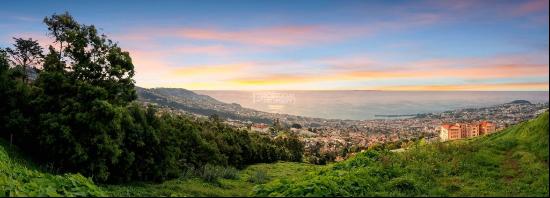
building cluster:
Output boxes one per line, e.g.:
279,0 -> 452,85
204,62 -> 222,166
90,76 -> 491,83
143,91 -> 548,163
439,121 -> 496,141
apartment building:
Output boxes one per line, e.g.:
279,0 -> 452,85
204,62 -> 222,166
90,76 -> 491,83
440,121 -> 495,141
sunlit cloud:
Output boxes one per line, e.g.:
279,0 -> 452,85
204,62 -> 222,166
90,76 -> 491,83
176,26 -> 337,46
375,82 -> 549,91
514,0 -> 549,16
216,52 -> 549,90
171,63 -> 251,77
1,0 -> 547,91
113,11 -> 444,49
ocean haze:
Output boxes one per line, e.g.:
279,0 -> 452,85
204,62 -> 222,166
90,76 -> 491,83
193,91 -> 550,120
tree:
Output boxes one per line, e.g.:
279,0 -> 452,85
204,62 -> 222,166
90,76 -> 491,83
0,49 -> 8,72
209,114 -> 222,123
43,12 -> 136,105
43,11 -> 78,61
291,123 -> 302,129
4,37 -> 44,82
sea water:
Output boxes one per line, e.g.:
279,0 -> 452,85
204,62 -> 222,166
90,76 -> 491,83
194,91 -> 549,120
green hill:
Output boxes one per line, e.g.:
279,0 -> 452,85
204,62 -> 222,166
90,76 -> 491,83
2,112 -> 548,197
0,139 -> 105,196
0,137 -> 316,197
254,112 -> 549,197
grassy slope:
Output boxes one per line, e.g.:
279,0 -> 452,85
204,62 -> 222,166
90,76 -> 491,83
0,139 -> 105,196
255,112 -> 549,197
2,112 -> 547,197
0,137 -> 317,197
103,162 -> 318,197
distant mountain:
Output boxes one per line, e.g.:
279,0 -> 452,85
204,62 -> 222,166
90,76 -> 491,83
135,87 -> 273,123
508,100 -> 532,105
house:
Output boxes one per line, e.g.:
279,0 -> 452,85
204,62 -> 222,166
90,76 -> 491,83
251,123 -> 270,134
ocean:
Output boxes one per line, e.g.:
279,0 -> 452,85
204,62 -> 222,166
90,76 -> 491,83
193,91 -> 549,120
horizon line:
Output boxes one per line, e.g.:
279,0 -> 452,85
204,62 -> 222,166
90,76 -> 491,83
137,87 -> 549,92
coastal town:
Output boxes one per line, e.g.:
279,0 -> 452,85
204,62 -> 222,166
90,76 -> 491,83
137,88 -> 549,163
228,100 -> 548,161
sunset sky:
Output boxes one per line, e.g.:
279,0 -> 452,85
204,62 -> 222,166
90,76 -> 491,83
1,0 -> 548,90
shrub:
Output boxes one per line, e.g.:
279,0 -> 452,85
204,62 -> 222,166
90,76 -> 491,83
220,166 -> 239,179
198,164 -> 222,183
196,164 -> 239,183
388,176 -> 418,194
248,170 -> 269,184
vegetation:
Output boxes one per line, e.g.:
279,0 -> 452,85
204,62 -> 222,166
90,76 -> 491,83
0,12 -> 303,184
254,112 -> 549,197
103,162 -> 318,197
0,139 -> 105,196
0,137 -> 315,197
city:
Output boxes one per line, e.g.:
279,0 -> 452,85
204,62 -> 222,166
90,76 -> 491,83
138,87 -> 548,162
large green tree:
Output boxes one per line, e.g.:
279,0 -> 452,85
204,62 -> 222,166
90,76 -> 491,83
43,12 -> 136,105
21,12 -> 138,181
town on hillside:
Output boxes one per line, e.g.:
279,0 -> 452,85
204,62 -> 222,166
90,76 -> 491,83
145,92 -> 548,163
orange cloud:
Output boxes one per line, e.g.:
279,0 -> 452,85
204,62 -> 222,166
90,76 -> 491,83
172,45 -> 231,55
231,74 -> 322,85
324,52 -> 549,80
367,63 -> 548,80
222,61 -> 548,90
171,63 -> 250,77
175,26 -> 345,46
113,12 -> 442,49
375,82 -> 549,91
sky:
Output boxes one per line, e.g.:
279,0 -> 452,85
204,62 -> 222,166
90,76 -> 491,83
0,0 -> 549,91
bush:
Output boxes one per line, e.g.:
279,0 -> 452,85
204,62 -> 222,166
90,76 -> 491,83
199,164 -> 222,183
248,170 -> 268,184
221,166 -> 239,179
388,176 -> 418,194
196,164 -> 239,183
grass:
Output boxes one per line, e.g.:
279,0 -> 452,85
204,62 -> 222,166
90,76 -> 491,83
254,112 -> 549,197
103,162 -> 318,197
0,134 -> 318,197
0,139 -> 106,197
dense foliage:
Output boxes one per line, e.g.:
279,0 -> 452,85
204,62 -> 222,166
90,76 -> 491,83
0,12 -> 303,183
0,134 -> 312,197
0,139 -> 106,196
254,112 -> 549,196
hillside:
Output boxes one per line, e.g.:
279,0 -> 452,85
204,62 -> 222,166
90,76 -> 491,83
0,137 -> 316,197
136,87 -> 274,123
0,140 -> 105,196
254,112 -> 549,196
2,112 -> 547,197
